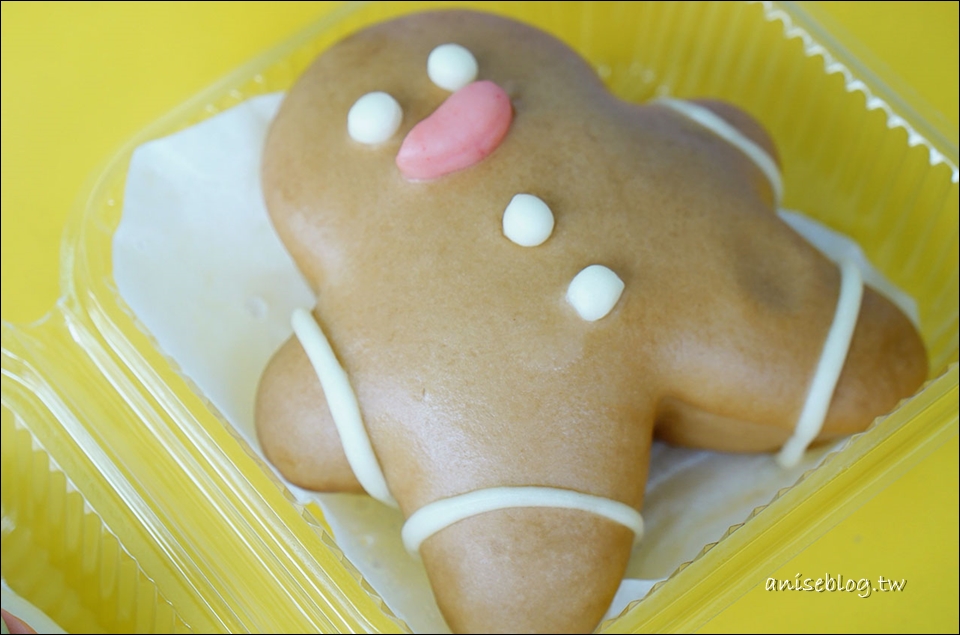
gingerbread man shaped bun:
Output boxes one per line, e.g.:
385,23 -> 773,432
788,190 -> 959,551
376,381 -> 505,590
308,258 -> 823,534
256,10 -> 926,633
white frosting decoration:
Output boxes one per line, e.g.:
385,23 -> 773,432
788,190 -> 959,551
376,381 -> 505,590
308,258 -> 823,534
427,43 -> 479,92
566,265 -> 625,321
502,193 -> 555,247
655,97 -> 783,205
401,486 -> 644,554
777,209 -> 920,329
653,100 -> 867,468
291,308 -> 398,507
347,91 -> 403,145
777,256 -> 864,468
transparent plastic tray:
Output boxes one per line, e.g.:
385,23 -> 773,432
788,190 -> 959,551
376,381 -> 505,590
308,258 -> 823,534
2,2 -> 957,632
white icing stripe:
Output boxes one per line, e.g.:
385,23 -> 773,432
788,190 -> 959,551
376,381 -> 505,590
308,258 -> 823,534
777,257 -> 864,468
655,98 -> 783,205
776,209 -> 921,329
291,308 -> 398,507
401,486 -> 644,554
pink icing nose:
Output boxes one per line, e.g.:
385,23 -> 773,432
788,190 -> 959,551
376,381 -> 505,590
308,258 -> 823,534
396,80 -> 513,180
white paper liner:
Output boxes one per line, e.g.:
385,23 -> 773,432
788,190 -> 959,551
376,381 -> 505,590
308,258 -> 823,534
113,94 -> 918,633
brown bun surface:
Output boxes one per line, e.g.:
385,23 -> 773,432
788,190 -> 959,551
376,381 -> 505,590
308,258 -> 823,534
255,10 -> 927,633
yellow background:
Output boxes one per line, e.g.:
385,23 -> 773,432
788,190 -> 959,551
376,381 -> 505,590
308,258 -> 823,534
1,1 -> 957,632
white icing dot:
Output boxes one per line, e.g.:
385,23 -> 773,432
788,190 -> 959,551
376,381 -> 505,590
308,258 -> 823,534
502,193 -> 554,247
427,43 -> 478,92
347,92 -> 403,144
566,265 -> 625,321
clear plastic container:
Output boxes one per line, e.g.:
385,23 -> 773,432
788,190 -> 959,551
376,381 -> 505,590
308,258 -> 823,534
2,2 -> 957,632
